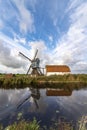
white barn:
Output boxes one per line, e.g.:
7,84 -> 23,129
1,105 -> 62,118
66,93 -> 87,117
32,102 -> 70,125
46,65 -> 71,76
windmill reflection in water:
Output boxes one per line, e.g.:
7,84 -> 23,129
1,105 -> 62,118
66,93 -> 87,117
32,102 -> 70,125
17,87 -> 40,109
17,87 -> 72,110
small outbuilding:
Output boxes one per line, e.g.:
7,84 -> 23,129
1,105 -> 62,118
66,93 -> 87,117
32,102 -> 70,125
46,65 -> 71,76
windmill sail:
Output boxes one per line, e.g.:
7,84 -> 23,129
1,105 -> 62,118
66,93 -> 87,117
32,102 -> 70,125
19,52 -> 32,61
27,65 -> 31,74
33,49 -> 38,60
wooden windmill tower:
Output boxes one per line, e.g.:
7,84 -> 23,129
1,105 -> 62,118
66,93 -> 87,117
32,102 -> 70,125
19,49 -> 43,76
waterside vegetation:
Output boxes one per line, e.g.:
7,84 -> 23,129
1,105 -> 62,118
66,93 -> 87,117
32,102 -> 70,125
0,118 -> 40,130
0,74 -> 87,89
0,116 -> 87,130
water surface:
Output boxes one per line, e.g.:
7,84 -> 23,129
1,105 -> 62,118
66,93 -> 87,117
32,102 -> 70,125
0,87 -> 87,129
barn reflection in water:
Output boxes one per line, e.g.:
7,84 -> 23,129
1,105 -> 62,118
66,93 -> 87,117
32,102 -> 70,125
46,89 -> 72,96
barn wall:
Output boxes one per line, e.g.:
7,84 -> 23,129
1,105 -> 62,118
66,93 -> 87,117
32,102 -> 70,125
46,72 -> 70,76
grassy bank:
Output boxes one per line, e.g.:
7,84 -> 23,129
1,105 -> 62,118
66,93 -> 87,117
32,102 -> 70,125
0,74 -> 87,89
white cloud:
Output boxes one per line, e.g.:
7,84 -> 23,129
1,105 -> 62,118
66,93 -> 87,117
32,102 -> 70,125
14,36 -> 26,45
13,0 -> 35,33
0,33 -> 32,73
0,0 -> 35,34
67,0 -> 83,11
0,0 -> 19,27
48,0 -> 68,27
29,40 -> 47,51
29,40 -> 47,62
0,41 -> 26,69
0,32 -> 30,55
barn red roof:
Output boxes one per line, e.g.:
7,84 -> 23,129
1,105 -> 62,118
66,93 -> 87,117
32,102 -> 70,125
46,65 -> 71,72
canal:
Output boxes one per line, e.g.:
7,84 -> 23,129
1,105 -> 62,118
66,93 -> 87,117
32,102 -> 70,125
0,86 -> 87,129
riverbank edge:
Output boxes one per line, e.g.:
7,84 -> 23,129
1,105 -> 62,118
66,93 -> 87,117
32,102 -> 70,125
0,79 -> 87,89
0,74 -> 87,89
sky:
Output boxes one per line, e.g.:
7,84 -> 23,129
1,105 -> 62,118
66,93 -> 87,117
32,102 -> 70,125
0,0 -> 87,74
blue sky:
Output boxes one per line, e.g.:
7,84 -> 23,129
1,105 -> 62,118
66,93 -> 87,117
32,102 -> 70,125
0,0 -> 87,74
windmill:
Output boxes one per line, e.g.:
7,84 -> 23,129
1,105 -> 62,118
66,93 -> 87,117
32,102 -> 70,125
19,49 -> 43,75
17,87 -> 40,109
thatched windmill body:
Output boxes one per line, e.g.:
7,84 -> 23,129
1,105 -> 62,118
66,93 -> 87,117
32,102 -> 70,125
19,49 -> 43,75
